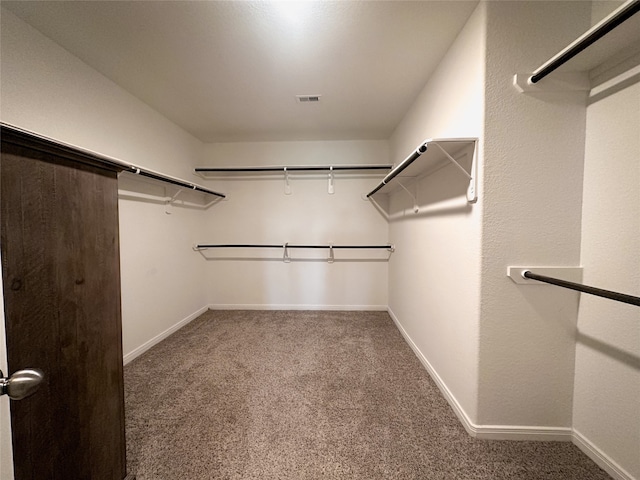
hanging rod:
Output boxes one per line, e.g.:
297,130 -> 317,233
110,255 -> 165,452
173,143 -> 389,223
522,270 -> 640,307
130,167 -> 225,197
366,142 -> 428,197
195,165 -> 392,173
529,0 -> 640,84
195,243 -> 394,250
0,123 -> 226,198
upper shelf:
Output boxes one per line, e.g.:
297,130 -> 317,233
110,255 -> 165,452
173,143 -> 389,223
366,138 -> 478,204
195,164 -> 392,195
120,167 -> 225,199
514,0 -> 640,92
195,165 -> 392,176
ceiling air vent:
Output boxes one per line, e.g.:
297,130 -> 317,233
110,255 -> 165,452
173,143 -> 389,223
296,95 -> 322,103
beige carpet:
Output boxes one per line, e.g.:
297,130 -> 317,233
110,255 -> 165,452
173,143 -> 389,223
124,310 -> 609,479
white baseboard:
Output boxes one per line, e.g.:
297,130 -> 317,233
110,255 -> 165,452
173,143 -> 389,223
385,307 -> 479,437
387,307 -> 573,443
123,305 -> 209,365
572,429 -> 636,480
473,425 -> 573,442
208,304 -> 388,311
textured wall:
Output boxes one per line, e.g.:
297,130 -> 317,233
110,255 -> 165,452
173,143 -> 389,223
573,81 -> 640,479
0,9 -> 208,361
480,1 -> 590,429
386,2 -> 486,425
200,141 -> 390,309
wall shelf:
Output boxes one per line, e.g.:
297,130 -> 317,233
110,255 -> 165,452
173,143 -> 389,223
366,138 -> 478,207
195,165 -> 392,174
514,0 -> 640,93
120,167 -> 225,199
118,173 -> 224,212
194,243 -> 394,263
195,164 -> 391,195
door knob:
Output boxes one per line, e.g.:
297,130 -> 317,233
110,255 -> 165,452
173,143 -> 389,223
0,368 -> 44,400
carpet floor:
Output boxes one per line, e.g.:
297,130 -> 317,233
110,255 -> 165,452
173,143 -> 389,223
124,310 -> 609,479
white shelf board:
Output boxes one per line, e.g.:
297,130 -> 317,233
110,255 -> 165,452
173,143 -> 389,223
553,3 -> 640,76
515,0 -> 640,92
396,139 -> 473,179
194,164 -> 392,176
369,138 -> 478,203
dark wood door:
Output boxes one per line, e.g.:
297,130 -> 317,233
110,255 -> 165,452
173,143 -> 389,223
1,129 -> 130,479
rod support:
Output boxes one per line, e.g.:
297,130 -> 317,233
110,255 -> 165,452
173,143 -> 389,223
328,166 -> 335,194
284,168 -> 292,195
508,266 -> 639,307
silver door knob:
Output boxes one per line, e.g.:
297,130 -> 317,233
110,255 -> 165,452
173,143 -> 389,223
0,368 -> 44,400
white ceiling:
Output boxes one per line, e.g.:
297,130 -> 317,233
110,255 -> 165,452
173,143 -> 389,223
3,1 -> 478,143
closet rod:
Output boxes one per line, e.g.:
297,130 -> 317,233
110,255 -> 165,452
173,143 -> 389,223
366,142 -> 428,197
522,271 -> 640,307
132,168 -> 225,197
529,0 -> 640,84
196,244 -> 394,250
195,165 -> 392,173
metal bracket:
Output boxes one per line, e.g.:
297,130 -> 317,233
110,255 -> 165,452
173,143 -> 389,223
396,180 -> 419,214
430,141 -> 477,204
165,188 -> 185,214
327,244 -> 334,263
284,168 -> 292,195
467,146 -> 478,204
328,166 -> 335,195
283,243 -> 291,263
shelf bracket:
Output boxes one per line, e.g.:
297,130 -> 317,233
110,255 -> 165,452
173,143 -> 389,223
396,180 -> 419,214
165,188 -> 185,214
283,243 -> 291,263
169,188 -> 184,203
430,142 -> 472,179
430,141 -> 477,204
284,168 -> 292,195
328,166 -> 335,195
467,144 -> 478,204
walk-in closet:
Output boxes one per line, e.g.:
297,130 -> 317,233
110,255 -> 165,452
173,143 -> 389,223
1,1 -> 638,479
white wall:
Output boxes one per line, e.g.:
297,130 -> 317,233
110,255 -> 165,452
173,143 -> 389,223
386,2 -> 486,426
117,185 -> 210,361
572,81 -> 639,479
0,8 -> 208,362
479,1 -> 591,432
201,141 -> 390,310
